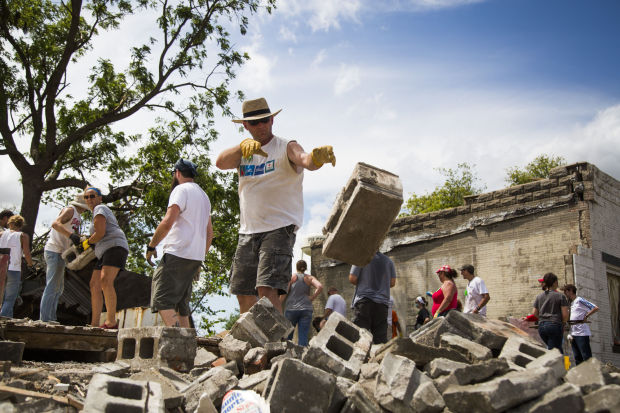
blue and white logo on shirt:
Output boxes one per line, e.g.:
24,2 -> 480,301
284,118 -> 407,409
240,160 -> 275,177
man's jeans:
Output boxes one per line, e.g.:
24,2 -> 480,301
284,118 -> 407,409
285,309 -> 313,347
40,250 -> 66,322
0,270 -> 21,317
538,321 -> 563,354
571,335 -> 592,365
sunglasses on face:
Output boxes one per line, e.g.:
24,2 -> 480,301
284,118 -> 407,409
247,117 -> 271,126
84,194 -> 98,199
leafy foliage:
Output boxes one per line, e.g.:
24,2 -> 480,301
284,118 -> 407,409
402,163 -> 485,215
505,155 -> 566,186
0,0 -> 274,329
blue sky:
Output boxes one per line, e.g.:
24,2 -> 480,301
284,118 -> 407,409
2,0 -> 620,331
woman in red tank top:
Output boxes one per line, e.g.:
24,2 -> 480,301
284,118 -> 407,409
431,265 -> 458,317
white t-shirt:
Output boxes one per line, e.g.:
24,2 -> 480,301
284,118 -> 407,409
162,182 -> 211,261
325,294 -> 346,317
0,230 -> 23,271
238,136 -> 303,234
45,206 -> 81,253
387,296 -> 394,325
570,297 -> 596,336
464,276 -> 489,316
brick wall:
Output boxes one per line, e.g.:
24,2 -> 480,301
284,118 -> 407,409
311,162 -> 619,366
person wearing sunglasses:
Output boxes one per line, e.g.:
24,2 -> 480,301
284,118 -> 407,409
83,186 -> 129,329
216,97 -> 336,314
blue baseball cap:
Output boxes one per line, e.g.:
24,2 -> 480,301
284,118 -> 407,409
174,159 -> 198,177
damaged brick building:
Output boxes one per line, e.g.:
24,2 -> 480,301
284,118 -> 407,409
310,162 -> 620,366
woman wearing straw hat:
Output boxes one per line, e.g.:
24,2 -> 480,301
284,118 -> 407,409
40,194 -> 88,322
216,97 -> 336,314
83,187 -> 129,328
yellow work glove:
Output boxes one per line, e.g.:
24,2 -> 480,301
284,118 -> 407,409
240,138 -> 268,158
81,239 -> 91,251
311,145 -> 336,168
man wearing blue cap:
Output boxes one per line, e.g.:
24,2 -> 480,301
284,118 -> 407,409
216,97 -> 336,313
146,159 -> 213,327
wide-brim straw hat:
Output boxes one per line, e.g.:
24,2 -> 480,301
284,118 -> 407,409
69,194 -> 88,210
232,97 -> 282,123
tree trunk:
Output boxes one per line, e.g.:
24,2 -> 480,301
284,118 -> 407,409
19,174 -> 44,243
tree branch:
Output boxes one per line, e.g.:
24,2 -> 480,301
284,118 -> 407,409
42,177 -> 87,191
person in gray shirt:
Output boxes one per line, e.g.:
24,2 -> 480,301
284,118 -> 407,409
349,252 -> 396,344
528,272 -> 569,353
83,187 -> 129,329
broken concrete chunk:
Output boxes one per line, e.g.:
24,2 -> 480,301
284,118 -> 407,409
130,369 -> 184,410
582,384 -> 620,413
372,337 -> 469,367
410,316 -> 469,348
263,358 -> 336,413
506,382 -> 584,413
302,312 -> 372,380
565,357 -> 607,395
183,367 -> 238,413
218,334 -> 251,371
243,347 -> 268,375
230,298 -> 293,347
196,393 -> 218,413
237,370 -> 272,393
374,352 -> 419,412
412,380 -> 445,413
194,347 -> 218,368
322,162 -> 403,266
424,358 -> 469,379
439,333 -> 493,363
345,382 -> 386,413
442,367 -> 559,413
83,373 -> 165,413
329,376 -> 355,413
434,358 -> 510,393
526,348 -> 565,380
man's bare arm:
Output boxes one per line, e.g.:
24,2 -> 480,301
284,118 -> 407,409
216,145 -> 243,170
287,141 -> 320,171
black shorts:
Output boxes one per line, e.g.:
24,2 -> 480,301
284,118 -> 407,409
94,246 -> 128,270
150,253 -> 201,316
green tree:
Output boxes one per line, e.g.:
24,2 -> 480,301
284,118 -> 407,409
0,0 -> 274,237
0,0 -> 273,329
402,163 -> 485,215
505,155 -> 566,186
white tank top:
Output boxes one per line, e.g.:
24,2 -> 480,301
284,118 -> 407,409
45,206 -> 81,253
238,135 -> 303,234
0,230 -> 23,271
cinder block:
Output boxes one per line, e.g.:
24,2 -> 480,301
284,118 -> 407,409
93,360 -> 131,377
218,334 -> 251,371
262,358 -> 336,412
229,297 -> 293,348
372,337 -> 469,368
583,384 -> 620,412
322,163 -> 403,266
194,348 -> 218,368
117,327 -> 196,372
130,368 -> 184,410
0,341 -> 25,364
302,312 -> 372,380
499,336 -> 548,371
83,373 -> 165,413
433,358 -> 510,393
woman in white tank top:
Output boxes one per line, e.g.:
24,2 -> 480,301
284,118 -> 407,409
0,215 -> 34,317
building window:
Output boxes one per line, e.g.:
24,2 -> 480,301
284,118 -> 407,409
607,270 -> 620,353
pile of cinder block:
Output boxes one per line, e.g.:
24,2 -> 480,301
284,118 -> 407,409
74,297 -> 619,412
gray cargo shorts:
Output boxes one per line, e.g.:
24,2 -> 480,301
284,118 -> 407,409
151,253 -> 201,316
229,225 -> 296,296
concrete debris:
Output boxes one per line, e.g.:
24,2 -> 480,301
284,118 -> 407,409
0,314 -> 618,412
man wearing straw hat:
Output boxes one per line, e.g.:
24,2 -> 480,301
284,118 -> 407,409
39,194 -> 88,322
216,97 -> 336,313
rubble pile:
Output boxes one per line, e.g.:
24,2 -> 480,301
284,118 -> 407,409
1,298 -> 619,412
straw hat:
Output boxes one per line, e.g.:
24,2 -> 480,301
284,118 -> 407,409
69,194 -> 88,210
232,97 -> 282,123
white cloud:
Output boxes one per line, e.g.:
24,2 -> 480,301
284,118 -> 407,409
237,35 -> 276,95
279,26 -> 298,43
334,64 -> 361,96
377,0 -> 489,12
312,49 -> 328,67
277,0 -> 362,32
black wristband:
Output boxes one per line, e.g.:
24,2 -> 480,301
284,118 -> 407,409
147,245 -> 156,252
